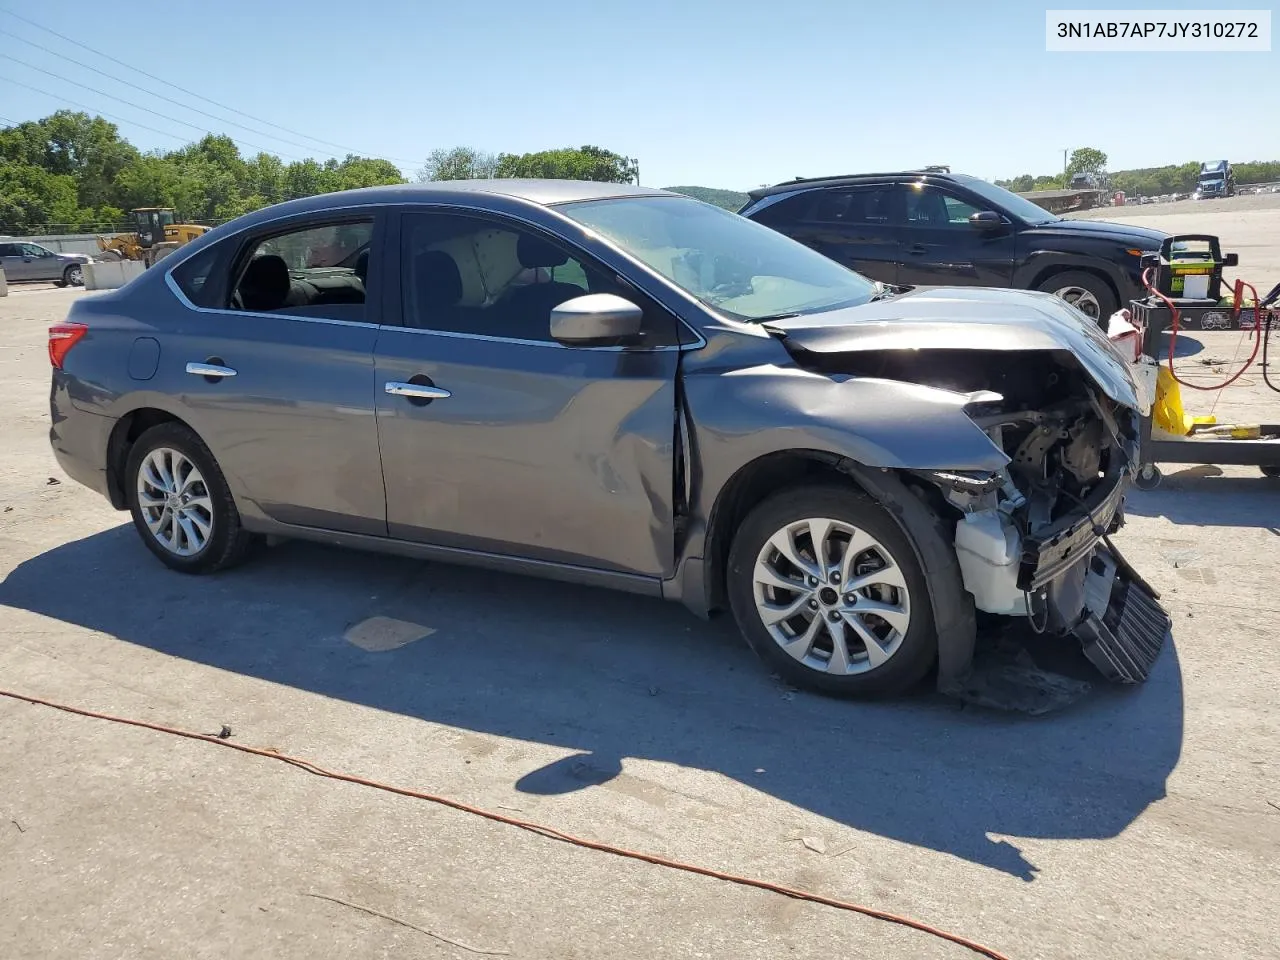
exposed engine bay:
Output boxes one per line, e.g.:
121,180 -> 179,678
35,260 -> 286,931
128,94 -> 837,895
795,345 -> 1169,691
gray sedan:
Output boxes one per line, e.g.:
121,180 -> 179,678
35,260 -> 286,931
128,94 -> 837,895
47,181 -> 1167,699
0,240 -> 90,286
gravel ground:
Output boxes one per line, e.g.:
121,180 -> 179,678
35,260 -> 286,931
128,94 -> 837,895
1,262 -> 1277,960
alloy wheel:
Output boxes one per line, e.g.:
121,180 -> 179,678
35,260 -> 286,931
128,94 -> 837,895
752,517 -> 911,675
1052,284 -> 1100,320
66,264 -> 84,286
136,447 -> 214,557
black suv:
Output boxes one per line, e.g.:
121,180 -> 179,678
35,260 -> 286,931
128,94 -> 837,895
739,171 -> 1170,323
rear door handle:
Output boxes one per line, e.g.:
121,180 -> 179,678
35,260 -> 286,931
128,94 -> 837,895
906,244 -> 928,256
186,362 -> 237,378
385,381 -> 451,400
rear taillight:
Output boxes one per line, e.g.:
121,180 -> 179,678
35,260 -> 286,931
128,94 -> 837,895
48,322 -> 88,369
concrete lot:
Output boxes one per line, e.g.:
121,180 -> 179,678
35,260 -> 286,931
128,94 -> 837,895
2,210 -> 1279,959
1073,191 -> 1280,294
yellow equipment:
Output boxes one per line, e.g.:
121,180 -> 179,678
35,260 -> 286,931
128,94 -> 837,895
1151,365 -> 1217,436
97,208 -> 209,267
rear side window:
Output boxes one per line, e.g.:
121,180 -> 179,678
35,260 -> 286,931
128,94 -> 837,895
170,245 -> 223,308
230,219 -> 375,322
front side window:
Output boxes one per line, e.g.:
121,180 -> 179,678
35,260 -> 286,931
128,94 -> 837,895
22,243 -> 53,257
560,196 -> 878,322
229,219 -> 374,321
905,185 -> 981,228
950,173 -> 1059,224
400,211 -> 675,345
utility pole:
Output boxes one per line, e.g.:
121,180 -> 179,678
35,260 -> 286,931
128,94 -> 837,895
632,157 -> 640,185
1063,148 -> 1069,174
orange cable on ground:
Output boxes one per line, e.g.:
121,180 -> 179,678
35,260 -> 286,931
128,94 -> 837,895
1144,267 -> 1261,392
1,686 -> 1011,960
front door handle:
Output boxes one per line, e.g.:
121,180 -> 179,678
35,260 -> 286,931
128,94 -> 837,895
385,381 -> 451,400
186,361 -> 237,378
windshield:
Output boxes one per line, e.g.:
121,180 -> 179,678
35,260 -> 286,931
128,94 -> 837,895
558,196 -> 878,321
951,174 -> 1061,224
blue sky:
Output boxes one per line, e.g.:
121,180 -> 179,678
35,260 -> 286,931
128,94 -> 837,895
1,0 -> 1276,188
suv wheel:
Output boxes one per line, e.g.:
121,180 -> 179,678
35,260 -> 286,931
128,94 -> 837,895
1038,271 -> 1117,325
726,485 -> 936,697
125,423 -> 255,574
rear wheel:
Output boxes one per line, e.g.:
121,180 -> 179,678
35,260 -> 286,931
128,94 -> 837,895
125,423 -> 255,574
726,485 -> 936,697
1038,270 -> 1117,325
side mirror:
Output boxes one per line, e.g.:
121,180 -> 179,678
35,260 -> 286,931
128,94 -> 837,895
550,293 -> 644,345
968,211 -> 1003,230
1223,252 -> 1239,267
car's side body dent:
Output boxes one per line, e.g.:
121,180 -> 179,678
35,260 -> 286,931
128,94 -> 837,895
662,323 -> 1014,616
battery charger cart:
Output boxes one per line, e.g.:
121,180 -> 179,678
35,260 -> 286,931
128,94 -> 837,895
1128,236 -> 1280,489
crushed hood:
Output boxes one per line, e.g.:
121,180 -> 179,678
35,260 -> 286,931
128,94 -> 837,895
762,286 -> 1142,410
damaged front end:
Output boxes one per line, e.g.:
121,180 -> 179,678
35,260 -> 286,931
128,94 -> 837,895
921,377 -> 1170,688
765,292 -> 1172,698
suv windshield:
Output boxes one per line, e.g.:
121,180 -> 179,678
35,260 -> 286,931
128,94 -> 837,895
559,196 -> 878,321
950,174 -> 1061,225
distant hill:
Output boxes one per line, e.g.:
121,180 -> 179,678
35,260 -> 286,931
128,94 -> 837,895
663,186 -> 750,211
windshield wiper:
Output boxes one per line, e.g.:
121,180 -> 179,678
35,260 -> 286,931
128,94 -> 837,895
751,312 -> 801,323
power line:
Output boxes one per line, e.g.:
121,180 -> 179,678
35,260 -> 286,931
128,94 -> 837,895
2,54 -> 313,160
0,9 -> 422,165
0,27 -> 414,164
0,73 -> 247,149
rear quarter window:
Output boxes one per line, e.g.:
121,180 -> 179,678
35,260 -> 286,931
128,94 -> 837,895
170,244 -> 223,308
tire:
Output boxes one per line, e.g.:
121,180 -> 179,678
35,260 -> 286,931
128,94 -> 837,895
1036,270 -> 1118,326
1134,463 -> 1162,490
1262,465 -> 1280,479
125,422 -> 255,574
726,484 -> 937,698
63,264 -> 84,287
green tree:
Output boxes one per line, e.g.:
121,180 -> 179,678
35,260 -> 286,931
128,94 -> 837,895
1065,147 -> 1108,178
0,163 -> 83,232
322,155 -> 405,192
418,146 -> 497,181
494,145 -> 637,183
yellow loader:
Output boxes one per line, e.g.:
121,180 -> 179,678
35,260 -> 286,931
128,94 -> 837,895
97,208 -> 209,267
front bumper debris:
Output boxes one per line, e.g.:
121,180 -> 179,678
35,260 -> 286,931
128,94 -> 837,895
1018,473 -> 1127,591
1072,545 -> 1172,683
948,541 -> 1170,714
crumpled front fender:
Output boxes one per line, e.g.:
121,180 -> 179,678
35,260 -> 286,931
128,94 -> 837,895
685,364 -> 1009,478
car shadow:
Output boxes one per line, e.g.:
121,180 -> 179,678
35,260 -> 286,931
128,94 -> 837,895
0,525 -> 1185,882
1159,330 -> 1205,359
1126,466 -> 1280,527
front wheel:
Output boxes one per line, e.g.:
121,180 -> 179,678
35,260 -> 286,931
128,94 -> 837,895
1037,270 -> 1117,326
726,485 -> 937,698
125,423 -> 255,574
63,263 -> 84,287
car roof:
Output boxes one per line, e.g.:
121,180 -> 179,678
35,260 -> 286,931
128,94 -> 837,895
224,180 -> 672,230
746,171 -> 967,202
